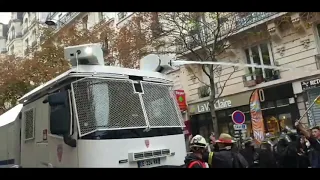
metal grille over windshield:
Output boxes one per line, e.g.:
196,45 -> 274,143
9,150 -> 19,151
71,77 -> 184,137
71,78 -> 147,136
140,81 -> 184,128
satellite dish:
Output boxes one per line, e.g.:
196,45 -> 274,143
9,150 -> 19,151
140,54 -> 161,72
140,53 -> 176,73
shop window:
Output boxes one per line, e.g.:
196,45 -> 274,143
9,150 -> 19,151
244,120 -> 252,138
265,115 -> 280,136
219,122 -> 229,134
261,101 -> 275,109
216,110 -> 226,118
199,125 -> 213,141
278,113 -> 292,131
226,109 -> 234,116
276,98 -> 289,107
238,105 -> 250,113
197,113 -> 213,140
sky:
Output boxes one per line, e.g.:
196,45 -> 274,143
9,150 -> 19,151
0,13 -> 11,24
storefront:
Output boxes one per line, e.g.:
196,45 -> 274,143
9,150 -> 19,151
300,77 -> 320,127
259,83 -> 299,136
188,83 -> 299,139
188,90 -> 253,140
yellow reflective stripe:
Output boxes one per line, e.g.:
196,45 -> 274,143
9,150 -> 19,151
208,152 -> 214,166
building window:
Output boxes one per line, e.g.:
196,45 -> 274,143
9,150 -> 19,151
198,86 -> 210,98
261,101 -> 275,110
278,113 -> 292,131
315,24 -> 320,53
25,38 -> 29,47
10,45 -> 14,54
118,12 -> 127,21
98,12 -> 104,21
32,30 -> 36,41
11,27 -> 15,39
244,42 -> 274,80
82,15 -> 88,29
24,18 -> 28,27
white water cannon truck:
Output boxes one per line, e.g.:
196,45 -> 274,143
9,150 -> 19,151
0,43 -> 186,168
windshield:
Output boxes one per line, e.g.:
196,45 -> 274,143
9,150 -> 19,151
71,77 -> 184,138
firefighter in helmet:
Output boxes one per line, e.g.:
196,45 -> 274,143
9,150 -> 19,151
184,135 -> 208,168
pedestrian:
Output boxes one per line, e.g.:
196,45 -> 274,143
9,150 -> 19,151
240,137 -> 258,168
208,132 -> 219,152
275,132 -> 290,168
297,135 -> 310,168
207,133 -> 248,168
184,135 -> 208,168
257,140 -> 278,168
280,131 -> 300,168
295,122 -> 320,168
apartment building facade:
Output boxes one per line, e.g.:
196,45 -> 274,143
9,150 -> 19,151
6,12 -> 23,56
3,12 -> 116,57
46,12 -> 116,33
4,12 -> 48,57
177,12 -> 320,139
21,12 -> 44,56
0,23 -> 8,54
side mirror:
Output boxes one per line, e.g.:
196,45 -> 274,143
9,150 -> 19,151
63,134 -> 77,148
45,91 -> 77,148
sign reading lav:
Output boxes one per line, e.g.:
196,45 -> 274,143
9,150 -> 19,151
188,90 -> 253,115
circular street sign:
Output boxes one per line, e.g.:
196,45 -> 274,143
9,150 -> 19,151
232,110 -> 245,125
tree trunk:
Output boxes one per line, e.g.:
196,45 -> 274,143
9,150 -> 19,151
209,69 -> 219,139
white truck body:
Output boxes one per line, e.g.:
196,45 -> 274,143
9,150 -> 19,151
0,62 -> 186,168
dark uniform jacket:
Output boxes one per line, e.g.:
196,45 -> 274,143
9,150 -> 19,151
205,149 -> 248,168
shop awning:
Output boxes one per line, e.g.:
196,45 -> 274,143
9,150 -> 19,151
0,104 -> 23,127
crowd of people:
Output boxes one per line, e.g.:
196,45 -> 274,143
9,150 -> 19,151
184,121 -> 320,168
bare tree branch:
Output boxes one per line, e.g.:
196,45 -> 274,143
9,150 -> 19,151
135,12 -> 260,137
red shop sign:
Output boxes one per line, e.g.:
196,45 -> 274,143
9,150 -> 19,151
174,90 -> 187,111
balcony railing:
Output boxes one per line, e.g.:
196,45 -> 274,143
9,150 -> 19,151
242,69 -> 281,87
177,12 -> 280,53
54,12 -> 81,32
47,12 -> 58,20
7,32 -> 23,43
235,12 -> 278,30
